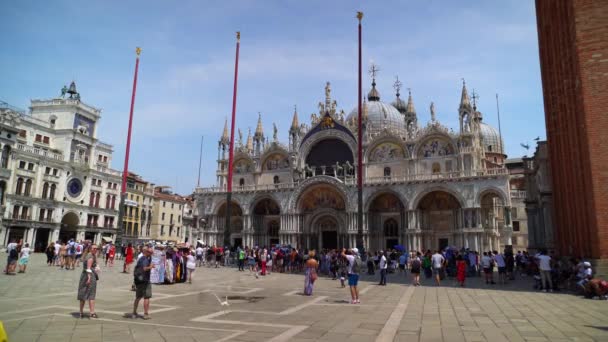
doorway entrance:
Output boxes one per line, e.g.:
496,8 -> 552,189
438,238 -> 449,251
322,231 -> 337,250
35,228 -> 50,252
233,238 -> 243,248
386,238 -> 399,250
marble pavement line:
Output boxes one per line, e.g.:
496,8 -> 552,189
375,285 -> 415,342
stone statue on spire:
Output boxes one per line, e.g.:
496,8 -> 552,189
430,102 -> 436,123
325,82 -> 331,109
273,123 -> 278,141
238,128 -> 243,146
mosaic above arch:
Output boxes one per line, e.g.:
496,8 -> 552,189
369,142 -> 405,162
262,153 -> 290,171
418,138 -> 455,158
299,184 -> 346,212
234,158 -> 253,174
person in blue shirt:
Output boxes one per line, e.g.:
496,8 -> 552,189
398,252 -> 408,273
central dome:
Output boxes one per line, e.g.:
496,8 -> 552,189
347,101 -> 405,132
479,122 -> 504,154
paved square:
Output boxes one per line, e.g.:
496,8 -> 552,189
1,254 -> 608,341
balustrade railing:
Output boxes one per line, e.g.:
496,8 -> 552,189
16,143 -> 63,160
197,168 -> 509,193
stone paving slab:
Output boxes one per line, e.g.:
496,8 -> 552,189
1,254 -> 608,341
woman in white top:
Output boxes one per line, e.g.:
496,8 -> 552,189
186,251 -> 196,284
18,243 -> 31,273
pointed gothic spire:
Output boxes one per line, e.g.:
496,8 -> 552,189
255,112 -> 264,137
246,127 -> 253,151
406,89 -> 416,114
460,79 -> 471,109
291,105 -> 299,130
221,117 -> 229,143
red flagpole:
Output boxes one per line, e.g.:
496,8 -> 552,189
224,32 -> 240,247
117,47 -> 141,244
356,12 -> 364,250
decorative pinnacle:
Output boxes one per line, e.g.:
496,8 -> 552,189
369,63 -> 379,80
471,89 -> 479,109
136,47 -> 142,56
236,31 -> 240,41
357,11 -> 363,22
393,76 -> 403,97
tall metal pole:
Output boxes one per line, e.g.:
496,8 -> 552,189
117,47 -> 141,246
197,136 -> 204,187
356,12 -> 364,251
224,32 -> 240,248
496,93 -> 503,152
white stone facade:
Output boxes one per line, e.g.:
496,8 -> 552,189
0,84 -> 122,250
196,80 -> 514,253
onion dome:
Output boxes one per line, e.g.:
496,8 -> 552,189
479,121 -> 504,154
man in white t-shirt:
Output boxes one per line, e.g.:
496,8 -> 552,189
342,248 -> 361,304
493,251 -> 507,285
195,246 -> 204,267
536,250 -> 553,292
431,251 -> 445,286
378,251 -> 388,286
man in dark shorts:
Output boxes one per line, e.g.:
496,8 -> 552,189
131,246 -> 155,320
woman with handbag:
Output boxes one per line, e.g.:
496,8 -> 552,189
304,250 -> 319,296
77,244 -> 99,319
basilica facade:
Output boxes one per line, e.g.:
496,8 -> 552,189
195,76 -> 513,253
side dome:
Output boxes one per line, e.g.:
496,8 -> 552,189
347,101 -> 405,133
479,122 -> 504,154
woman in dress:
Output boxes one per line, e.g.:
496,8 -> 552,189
123,243 -> 134,273
77,244 -> 99,318
261,248 -> 268,276
456,254 -> 467,287
186,251 -> 196,284
18,243 -> 31,273
46,242 -> 55,266
108,244 -> 116,267
410,252 -> 422,286
304,250 -> 318,296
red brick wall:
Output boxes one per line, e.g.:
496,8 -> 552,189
535,0 -> 608,258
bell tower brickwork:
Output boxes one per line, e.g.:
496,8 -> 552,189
535,1 -> 608,267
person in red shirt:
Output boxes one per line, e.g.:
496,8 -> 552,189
123,243 -> 134,273
108,243 -> 116,267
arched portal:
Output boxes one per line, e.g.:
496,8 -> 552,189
252,198 -> 281,247
60,212 -> 80,242
216,201 -> 243,240
368,192 -> 405,251
298,183 -> 347,249
418,191 -> 461,250
305,138 -> 354,177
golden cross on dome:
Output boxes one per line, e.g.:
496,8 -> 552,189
393,76 -> 403,95
369,63 -> 380,80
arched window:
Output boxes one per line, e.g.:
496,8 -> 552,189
239,178 -> 245,187
273,175 -> 279,184
177,227 -> 180,237
111,195 -> 116,209
89,192 -> 95,206
24,179 -> 32,196
106,194 -> 111,209
384,167 -> 391,178
432,162 -> 441,174
384,218 -> 398,237
49,184 -> 56,200
169,226 -> 173,236
42,182 -> 49,199
95,193 -> 100,207
15,178 -> 23,195
134,223 -> 139,237
1,145 -> 10,169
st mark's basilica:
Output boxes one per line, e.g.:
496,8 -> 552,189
195,70 -> 512,253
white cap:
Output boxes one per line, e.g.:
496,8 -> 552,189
351,248 -> 359,254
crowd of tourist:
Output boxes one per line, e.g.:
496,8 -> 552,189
3,238 -> 608,320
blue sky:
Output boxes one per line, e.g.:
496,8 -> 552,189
0,0 -> 545,194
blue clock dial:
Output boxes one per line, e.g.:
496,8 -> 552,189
67,178 -> 83,197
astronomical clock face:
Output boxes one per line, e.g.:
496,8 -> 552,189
67,178 -> 83,198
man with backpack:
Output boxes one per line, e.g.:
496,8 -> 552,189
131,246 -> 155,320
342,247 -> 362,304
66,239 -> 76,270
